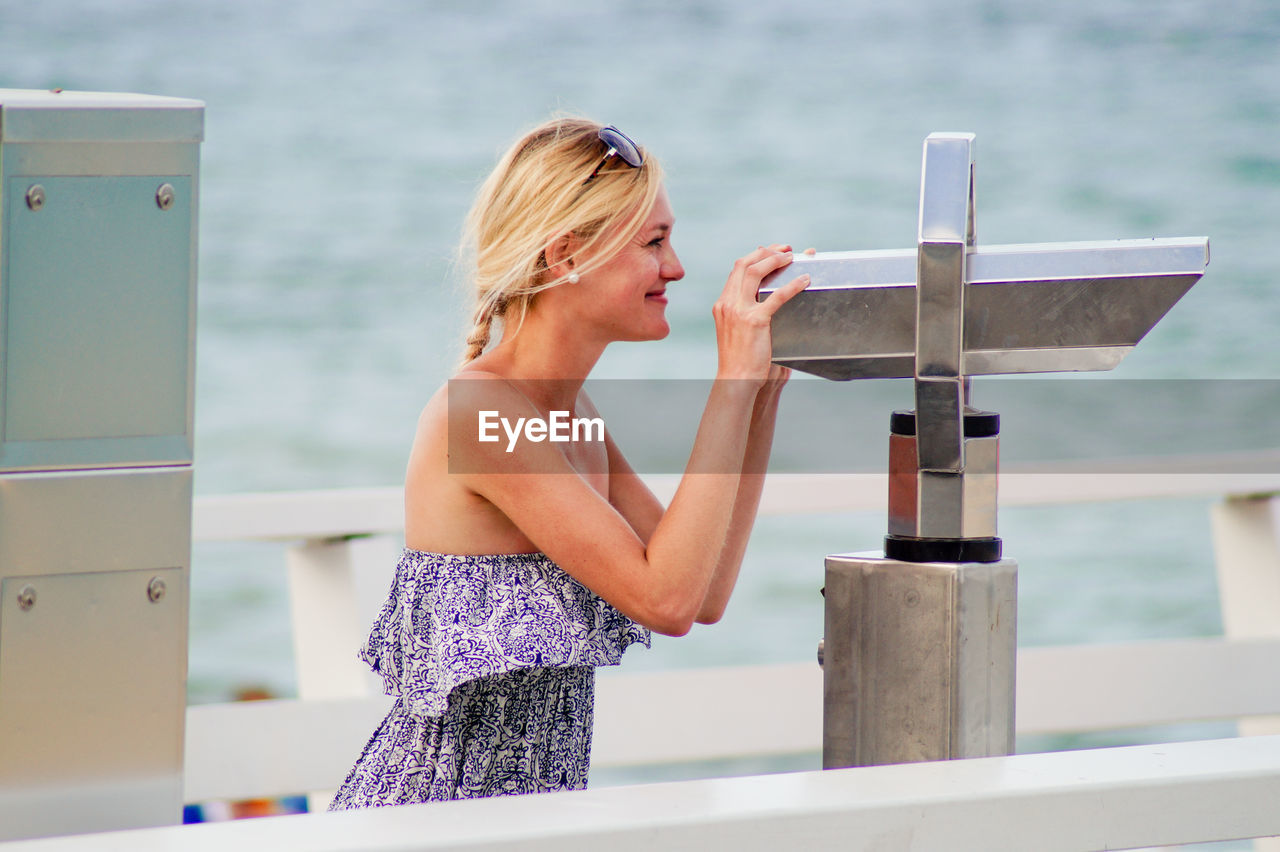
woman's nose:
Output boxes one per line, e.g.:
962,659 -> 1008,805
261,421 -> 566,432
664,246 -> 685,281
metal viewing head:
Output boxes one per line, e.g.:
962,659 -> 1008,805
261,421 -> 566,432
760,133 -> 1209,562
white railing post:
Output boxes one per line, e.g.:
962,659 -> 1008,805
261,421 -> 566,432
286,534 -> 399,700
286,532 -> 399,810
1212,494 -> 1280,728
1211,493 -> 1280,852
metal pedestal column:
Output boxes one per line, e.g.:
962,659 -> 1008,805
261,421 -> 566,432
823,554 -> 1017,768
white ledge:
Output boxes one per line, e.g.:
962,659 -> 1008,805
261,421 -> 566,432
11,736 -> 1280,851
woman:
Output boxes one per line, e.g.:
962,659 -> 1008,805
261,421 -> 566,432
329,118 -> 810,808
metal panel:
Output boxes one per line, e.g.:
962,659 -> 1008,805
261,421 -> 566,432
886,432 -> 999,540
0,567 -> 185,839
916,134 -> 974,245
3,142 -> 200,179
0,468 -> 191,574
915,380 -> 965,471
762,238 -> 1208,380
0,89 -> 204,144
824,553 -> 1017,768
915,243 -> 966,377
0,467 -> 190,840
959,436 -> 998,538
0,175 -> 194,470
916,470 -> 965,538
914,135 -> 974,474
0,567 -> 187,779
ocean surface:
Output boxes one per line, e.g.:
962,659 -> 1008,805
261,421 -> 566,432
4,0 -> 1279,773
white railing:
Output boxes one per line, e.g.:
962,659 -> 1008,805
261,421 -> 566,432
175,461 -> 1280,849
19,735 -> 1280,851
183,637 -> 1280,802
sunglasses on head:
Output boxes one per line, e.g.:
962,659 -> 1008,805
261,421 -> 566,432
581,125 -> 644,185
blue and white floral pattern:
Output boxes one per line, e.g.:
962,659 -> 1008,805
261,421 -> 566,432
328,548 -> 650,808
329,666 -> 596,806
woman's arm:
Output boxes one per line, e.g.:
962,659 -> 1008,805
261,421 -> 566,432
452,247 -> 809,637
600,369 -> 788,625
452,373 -> 755,636
694,367 -> 789,624
693,248 -> 813,622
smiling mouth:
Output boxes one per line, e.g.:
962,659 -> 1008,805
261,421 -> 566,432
645,289 -> 666,300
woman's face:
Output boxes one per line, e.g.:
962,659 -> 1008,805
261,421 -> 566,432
577,184 -> 685,343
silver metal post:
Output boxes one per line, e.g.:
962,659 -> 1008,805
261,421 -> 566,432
914,133 -> 972,477
823,553 -> 1016,766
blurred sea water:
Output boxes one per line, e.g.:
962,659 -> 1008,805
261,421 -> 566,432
2,0 -> 1278,769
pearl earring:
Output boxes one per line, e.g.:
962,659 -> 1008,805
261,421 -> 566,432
567,272 -> 580,284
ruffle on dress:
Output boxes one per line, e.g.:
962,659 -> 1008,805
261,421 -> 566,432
359,548 -> 650,717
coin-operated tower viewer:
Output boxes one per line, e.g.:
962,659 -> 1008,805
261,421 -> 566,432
761,132 -> 1208,767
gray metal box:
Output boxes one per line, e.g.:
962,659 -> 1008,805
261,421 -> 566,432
824,553 -> 1017,768
0,90 -> 202,471
0,467 -> 191,838
0,90 -> 201,841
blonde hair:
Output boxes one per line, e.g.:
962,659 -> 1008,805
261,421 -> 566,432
457,117 -> 664,364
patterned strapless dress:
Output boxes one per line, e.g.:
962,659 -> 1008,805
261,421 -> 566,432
327,548 -> 649,808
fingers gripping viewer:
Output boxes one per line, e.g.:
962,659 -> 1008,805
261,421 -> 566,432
329,118 -> 810,809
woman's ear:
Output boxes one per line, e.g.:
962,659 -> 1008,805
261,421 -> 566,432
543,232 -> 582,278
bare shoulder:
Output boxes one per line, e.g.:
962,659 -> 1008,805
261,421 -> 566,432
404,371 -> 544,553
413,370 -> 526,437
404,382 -> 453,504
409,371 -> 529,474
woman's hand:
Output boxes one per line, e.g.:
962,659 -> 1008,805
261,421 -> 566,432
711,244 -> 810,385
750,247 -> 813,399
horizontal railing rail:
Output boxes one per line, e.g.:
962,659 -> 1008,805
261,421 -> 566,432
27,735 -> 1280,851
192,461 -> 1280,543
184,636 -> 1280,803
